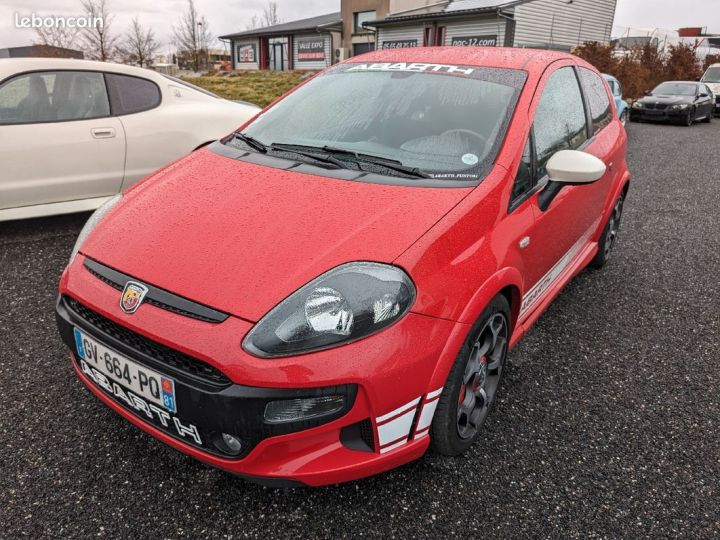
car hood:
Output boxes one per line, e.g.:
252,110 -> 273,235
81,148 -> 472,321
639,94 -> 694,105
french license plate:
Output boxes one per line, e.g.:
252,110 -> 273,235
73,327 -> 177,413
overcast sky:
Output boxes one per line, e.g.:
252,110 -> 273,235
0,0 -> 718,50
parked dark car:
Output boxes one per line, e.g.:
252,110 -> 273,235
630,81 -> 714,126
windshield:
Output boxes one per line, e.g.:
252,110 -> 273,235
237,63 -> 527,180
652,82 -> 697,96
702,67 -> 720,83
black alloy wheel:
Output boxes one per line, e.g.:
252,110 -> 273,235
684,107 -> 695,127
431,295 -> 510,456
590,192 -> 625,269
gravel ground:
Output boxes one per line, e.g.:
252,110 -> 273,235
1,120 -> 719,539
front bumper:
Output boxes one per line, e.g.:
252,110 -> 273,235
630,107 -> 690,122
57,255 -> 466,486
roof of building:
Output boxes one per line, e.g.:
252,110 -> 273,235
219,12 -> 341,40
365,0 -> 532,27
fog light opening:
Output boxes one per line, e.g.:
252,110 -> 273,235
264,396 -> 345,424
210,432 -> 243,456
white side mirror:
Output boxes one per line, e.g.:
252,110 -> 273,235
546,150 -> 607,185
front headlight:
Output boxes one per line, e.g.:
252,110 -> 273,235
69,194 -> 122,263
672,104 -> 689,110
632,101 -> 643,109
243,262 -> 416,358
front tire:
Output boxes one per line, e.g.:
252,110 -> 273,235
431,295 -> 510,456
589,192 -> 625,269
684,108 -> 695,127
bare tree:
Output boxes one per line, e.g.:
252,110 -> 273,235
262,1 -> 281,26
172,0 -> 212,72
34,26 -> 80,50
80,0 -> 119,61
245,1 -> 280,30
246,14 -> 261,30
119,17 -> 160,67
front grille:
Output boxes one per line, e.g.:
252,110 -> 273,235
65,296 -> 231,386
84,259 -> 229,324
645,103 -> 668,111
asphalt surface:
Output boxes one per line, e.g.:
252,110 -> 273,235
1,120 -> 719,539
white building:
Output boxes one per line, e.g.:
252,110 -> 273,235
220,0 -> 617,71
368,0 -> 617,52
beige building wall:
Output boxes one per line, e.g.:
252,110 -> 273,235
341,0 -> 390,52
389,0 -> 446,14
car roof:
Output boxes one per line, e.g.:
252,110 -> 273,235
0,57 -> 163,80
341,46 -> 577,71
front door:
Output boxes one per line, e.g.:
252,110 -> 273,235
0,70 -> 125,210
269,39 -> 288,71
510,63 -> 614,320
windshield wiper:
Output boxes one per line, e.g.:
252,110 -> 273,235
229,132 -> 268,153
269,143 -> 346,169
321,146 -> 432,179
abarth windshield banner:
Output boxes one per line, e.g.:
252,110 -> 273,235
347,62 -> 476,76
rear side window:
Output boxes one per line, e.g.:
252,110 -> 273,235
105,73 -> 161,115
533,67 -> 588,179
578,68 -> 612,133
0,71 -> 109,125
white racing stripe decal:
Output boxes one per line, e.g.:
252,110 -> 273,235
414,396 -> 441,435
519,231 -> 593,319
377,408 -> 416,449
376,398 -> 420,424
426,387 -> 443,400
375,388 -> 443,453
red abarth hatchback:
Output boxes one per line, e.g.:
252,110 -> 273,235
56,48 -> 630,487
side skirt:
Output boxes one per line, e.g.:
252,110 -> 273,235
509,240 -> 598,348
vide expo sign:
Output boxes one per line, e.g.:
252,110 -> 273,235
297,38 -> 326,61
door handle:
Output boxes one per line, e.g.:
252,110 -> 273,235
91,127 -> 116,139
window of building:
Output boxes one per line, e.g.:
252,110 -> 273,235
354,11 -> 376,33
352,42 -> 375,56
105,73 -> 161,115
533,67 -> 588,179
0,71 -> 109,125
578,68 -> 612,134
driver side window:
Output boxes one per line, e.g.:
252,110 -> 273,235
509,67 -> 588,210
0,71 -> 110,125
534,67 -> 588,179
